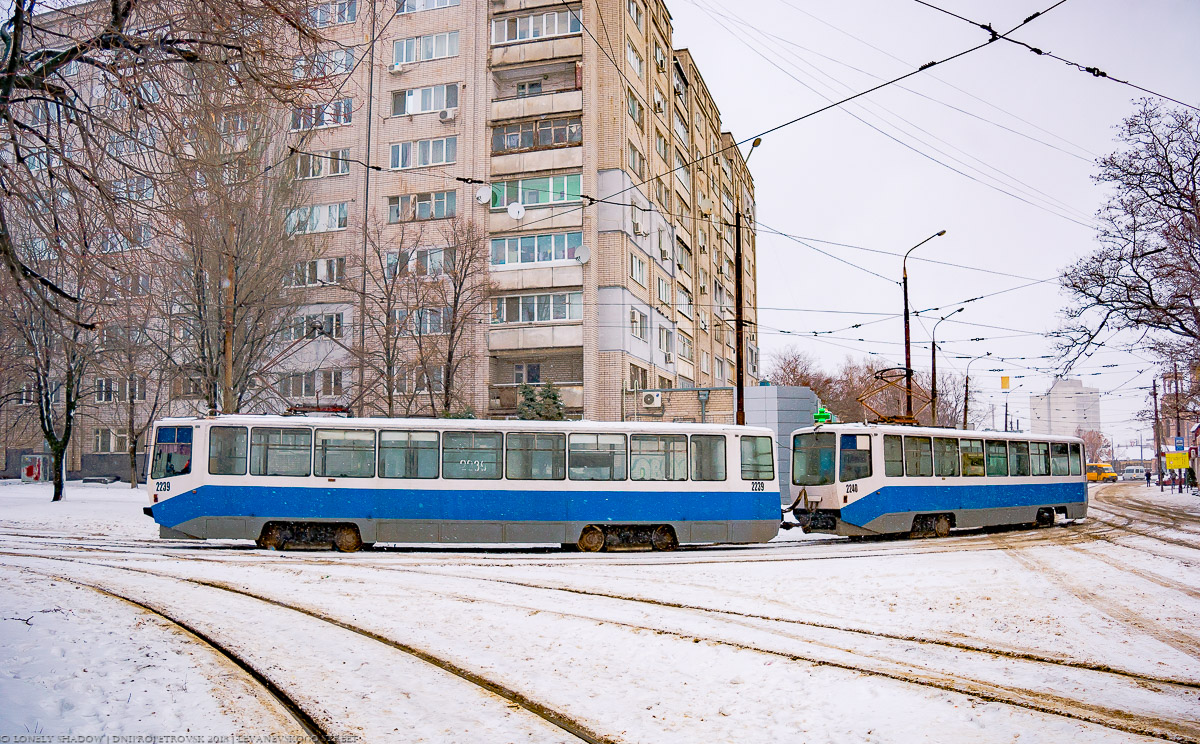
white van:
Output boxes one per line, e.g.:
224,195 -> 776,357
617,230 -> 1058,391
1122,466 -> 1146,481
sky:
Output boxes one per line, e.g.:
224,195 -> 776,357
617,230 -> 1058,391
662,0 -> 1200,451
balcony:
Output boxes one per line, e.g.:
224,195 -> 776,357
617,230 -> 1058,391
491,89 -> 583,121
491,36 -> 583,67
489,382 -> 584,412
491,145 -> 583,177
489,323 -> 583,350
489,203 -> 583,232
491,263 -> 583,291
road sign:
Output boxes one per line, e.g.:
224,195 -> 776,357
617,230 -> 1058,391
1165,451 -> 1189,470
1175,436 -> 1185,451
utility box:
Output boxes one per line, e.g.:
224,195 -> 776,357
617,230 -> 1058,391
21,454 -> 51,483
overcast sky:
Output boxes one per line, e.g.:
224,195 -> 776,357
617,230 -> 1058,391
665,0 -> 1199,451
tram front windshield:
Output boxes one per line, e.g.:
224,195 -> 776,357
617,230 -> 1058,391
793,432 -> 835,486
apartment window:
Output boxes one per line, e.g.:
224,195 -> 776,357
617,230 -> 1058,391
674,149 -> 691,191
397,0 -> 460,13
629,364 -> 648,390
676,238 -> 692,275
658,326 -> 673,353
673,66 -> 689,106
627,141 -> 645,178
489,174 -> 582,208
491,118 -> 582,154
278,372 -> 316,398
391,83 -> 459,116
676,287 -> 693,318
285,202 -> 348,234
656,277 -> 670,305
94,427 -> 129,454
714,357 -> 725,382
393,31 -> 459,64
627,89 -> 643,130
493,292 -> 583,324
321,370 -> 345,396
112,176 -> 153,202
387,191 -> 457,222
700,351 -> 710,374
679,333 -> 694,362
628,0 -> 643,30
294,48 -> 354,79
490,232 -> 583,265
653,40 -> 667,71
514,363 -> 541,384
630,308 -> 648,340
516,81 -> 542,97
390,136 -> 457,169
626,40 -> 644,79
654,129 -> 668,160
311,0 -> 356,27
296,148 -> 351,179
290,98 -> 353,130
673,111 -> 689,144
630,252 -> 646,286
95,377 -> 117,403
491,8 -> 581,44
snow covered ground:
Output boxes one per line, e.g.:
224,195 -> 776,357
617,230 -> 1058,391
2,479 -> 1199,743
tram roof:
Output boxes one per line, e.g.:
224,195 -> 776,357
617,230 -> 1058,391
795,422 -> 1083,443
154,414 -> 775,436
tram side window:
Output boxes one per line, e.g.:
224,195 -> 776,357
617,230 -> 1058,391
740,436 -> 775,480
443,431 -> 503,479
209,426 -> 247,475
691,434 -> 727,481
1030,442 -> 1050,476
960,439 -> 985,477
840,434 -> 872,482
1069,443 -> 1082,476
883,435 -> 904,477
568,433 -> 627,480
506,433 -> 566,480
1009,441 -> 1031,476
934,437 -> 959,477
250,428 -> 312,477
985,440 -> 1009,477
315,429 -> 375,478
379,431 -> 439,478
904,436 -> 933,477
793,432 -> 835,486
1050,442 -> 1070,476
151,426 -> 193,479
631,434 -> 688,481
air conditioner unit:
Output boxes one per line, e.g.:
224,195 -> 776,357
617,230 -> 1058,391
438,108 -> 457,122
631,215 -> 645,235
389,62 -> 408,74
642,391 -> 662,408
630,309 -> 640,324
716,264 -> 725,276
659,247 -> 670,261
663,353 -> 673,363
699,318 -> 709,331
698,285 -> 707,295
654,102 -> 664,114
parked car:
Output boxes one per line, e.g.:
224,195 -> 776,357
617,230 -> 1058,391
1121,466 -> 1146,481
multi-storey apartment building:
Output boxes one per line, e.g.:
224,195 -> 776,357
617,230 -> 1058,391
1,0 -> 759,478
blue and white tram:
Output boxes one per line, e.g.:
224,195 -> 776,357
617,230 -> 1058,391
786,423 -> 1087,537
144,415 -> 781,552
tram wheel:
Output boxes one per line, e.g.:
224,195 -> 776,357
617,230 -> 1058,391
933,515 -> 951,538
256,523 -> 286,551
650,525 -> 678,552
577,525 -> 606,552
332,525 -> 363,553
1035,508 -> 1055,528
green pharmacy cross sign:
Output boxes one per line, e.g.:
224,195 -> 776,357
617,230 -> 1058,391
814,407 -> 833,424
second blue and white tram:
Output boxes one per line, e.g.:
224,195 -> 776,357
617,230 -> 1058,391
144,415 -> 781,552
787,423 -> 1087,537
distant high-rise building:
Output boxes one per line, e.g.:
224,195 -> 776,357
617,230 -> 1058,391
1029,379 -> 1101,436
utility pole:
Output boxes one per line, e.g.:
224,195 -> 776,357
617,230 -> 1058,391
355,0 -> 379,417
734,209 -> 745,426
222,220 -> 236,414
1152,378 -> 1163,492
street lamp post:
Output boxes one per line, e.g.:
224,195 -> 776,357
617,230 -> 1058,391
930,307 -> 963,426
962,352 -> 992,430
733,138 -> 761,427
903,230 -> 947,419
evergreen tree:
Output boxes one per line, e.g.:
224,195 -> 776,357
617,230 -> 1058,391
516,383 -> 539,420
535,382 -> 565,421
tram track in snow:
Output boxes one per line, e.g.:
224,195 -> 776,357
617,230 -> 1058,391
6,546 -> 1197,743
1,550 -> 617,744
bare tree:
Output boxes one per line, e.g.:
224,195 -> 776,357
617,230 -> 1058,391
0,0 -> 331,323
1059,99 -> 1200,366
1075,428 -> 1112,461
152,79 -> 318,414
355,216 -> 493,417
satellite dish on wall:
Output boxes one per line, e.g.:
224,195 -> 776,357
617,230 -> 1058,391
574,246 -> 591,264
506,202 -> 526,220
475,186 -> 492,205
